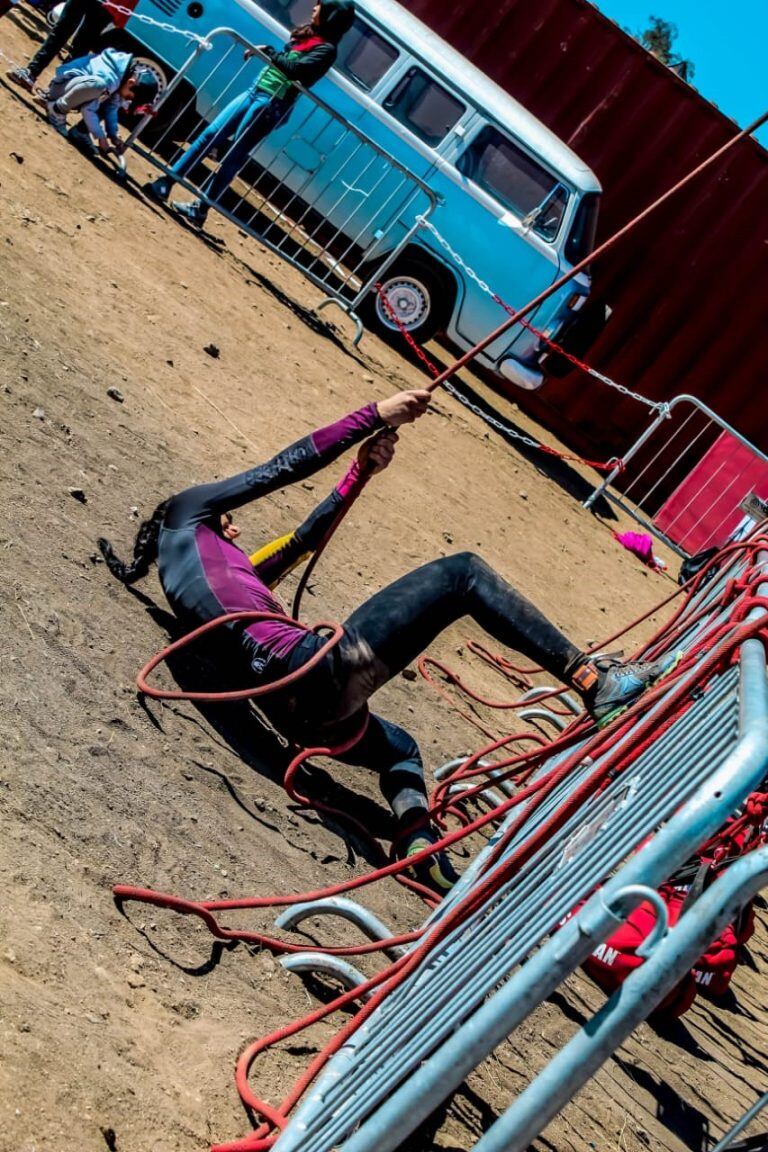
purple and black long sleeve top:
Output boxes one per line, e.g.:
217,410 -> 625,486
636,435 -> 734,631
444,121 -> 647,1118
157,403 -> 383,668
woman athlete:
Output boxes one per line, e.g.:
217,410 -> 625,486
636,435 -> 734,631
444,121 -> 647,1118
99,388 -> 674,892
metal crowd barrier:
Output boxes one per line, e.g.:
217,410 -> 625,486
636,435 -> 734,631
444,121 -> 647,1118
127,29 -> 437,342
583,394 -> 768,558
268,541 -> 768,1152
473,847 -> 768,1152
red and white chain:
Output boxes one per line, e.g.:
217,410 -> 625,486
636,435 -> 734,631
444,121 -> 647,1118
415,214 -> 665,414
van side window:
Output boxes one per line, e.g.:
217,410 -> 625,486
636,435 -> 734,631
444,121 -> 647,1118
256,0 -> 313,29
336,21 -> 399,91
383,67 -> 465,147
458,126 -> 570,241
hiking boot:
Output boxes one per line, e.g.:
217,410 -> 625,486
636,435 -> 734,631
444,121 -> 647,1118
172,198 -> 208,227
585,650 -> 682,727
398,823 -> 460,896
143,176 -> 171,204
7,65 -> 36,92
46,100 -> 69,136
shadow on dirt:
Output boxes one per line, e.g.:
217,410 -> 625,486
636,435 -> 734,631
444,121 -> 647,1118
613,1053 -> 711,1151
392,1082 -> 501,1152
124,584 -> 395,859
398,342 -> 617,516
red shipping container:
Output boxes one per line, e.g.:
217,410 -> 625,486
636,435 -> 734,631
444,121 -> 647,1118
654,430 -> 768,553
404,0 -> 768,464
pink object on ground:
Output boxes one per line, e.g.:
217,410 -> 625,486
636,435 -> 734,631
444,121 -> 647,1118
613,531 -> 666,571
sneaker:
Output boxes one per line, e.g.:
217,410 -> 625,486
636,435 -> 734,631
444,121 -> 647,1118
7,66 -> 36,92
67,121 -> 95,155
587,650 -> 683,727
172,198 -> 208,227
46,100 -> 68,136
398,823 -> 460,896
143,176 -> 171,204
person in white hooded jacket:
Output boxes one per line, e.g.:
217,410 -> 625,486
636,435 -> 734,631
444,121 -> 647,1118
44,48 -> 156,153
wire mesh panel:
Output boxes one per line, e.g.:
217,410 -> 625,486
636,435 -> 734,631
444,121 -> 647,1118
129,29 -> 436,328
584,396 -> 768,557
271,547 -> 768,1152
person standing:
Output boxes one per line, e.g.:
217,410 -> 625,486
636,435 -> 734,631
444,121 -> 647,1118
7,0 -> 115,91
144,0 -> 354,228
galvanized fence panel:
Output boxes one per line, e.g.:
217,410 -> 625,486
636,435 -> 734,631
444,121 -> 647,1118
472,847 -> 768,1152
270,546 -> 768,1152
127,29 -> 437,339
584,395 -> 768,558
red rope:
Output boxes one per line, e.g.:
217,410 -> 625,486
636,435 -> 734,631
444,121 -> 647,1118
374,284 -> 621,473
122,509 -> 768,1149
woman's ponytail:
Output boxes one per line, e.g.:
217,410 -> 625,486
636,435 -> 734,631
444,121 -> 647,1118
98,500 -> 170,585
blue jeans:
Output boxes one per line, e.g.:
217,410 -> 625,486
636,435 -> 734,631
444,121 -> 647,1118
169,88 -> 286,211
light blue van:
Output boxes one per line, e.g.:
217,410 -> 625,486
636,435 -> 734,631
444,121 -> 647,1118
118,0 -> 602,389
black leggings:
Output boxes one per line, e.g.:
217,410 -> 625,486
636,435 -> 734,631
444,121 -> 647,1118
264,552 -> 580,823
28,0 -> 110,78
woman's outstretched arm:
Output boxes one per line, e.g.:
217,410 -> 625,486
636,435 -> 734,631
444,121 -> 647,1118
250,430 -> 398,587
163,391 -> 428,531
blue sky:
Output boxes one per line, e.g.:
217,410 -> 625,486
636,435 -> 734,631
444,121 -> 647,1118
591,0 -> 768,147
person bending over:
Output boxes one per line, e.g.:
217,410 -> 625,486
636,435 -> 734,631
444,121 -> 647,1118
143,0 -> 354,228
40,47 -> 158,149
99,389 -> 675,892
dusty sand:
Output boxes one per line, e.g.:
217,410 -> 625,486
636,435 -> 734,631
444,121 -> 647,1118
0,12 -> 766,1152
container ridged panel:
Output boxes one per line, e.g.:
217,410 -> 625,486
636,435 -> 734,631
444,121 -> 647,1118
402,0 -> 768,460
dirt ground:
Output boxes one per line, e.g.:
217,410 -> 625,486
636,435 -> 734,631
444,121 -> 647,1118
1,12 -> 766,1152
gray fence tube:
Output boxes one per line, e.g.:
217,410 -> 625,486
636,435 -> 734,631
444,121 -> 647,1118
472,845 -> 768,1152
710,1091 -> 768,1152
339,638 -> 768,1152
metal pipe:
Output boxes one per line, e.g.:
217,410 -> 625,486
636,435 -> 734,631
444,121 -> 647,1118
517,686 -> 581,714
582,404 -> 671,509
446,780 -> 506,809
279,952 -> 373,1000
274,897 -> 406,958
710,1092 -> 768,1152
603,883 -> 668,958
337,635 -> 768,1152
518,706 -> 569,733
472,847 -> 768,1152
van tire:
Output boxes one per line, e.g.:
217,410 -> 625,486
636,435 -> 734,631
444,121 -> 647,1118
359,257 -> 454,345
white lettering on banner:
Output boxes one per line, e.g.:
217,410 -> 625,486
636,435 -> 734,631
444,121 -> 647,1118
693,969 -> 713,985
592,944 -> 619,966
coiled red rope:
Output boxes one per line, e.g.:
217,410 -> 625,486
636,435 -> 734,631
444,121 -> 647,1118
116,532 -> 768,1151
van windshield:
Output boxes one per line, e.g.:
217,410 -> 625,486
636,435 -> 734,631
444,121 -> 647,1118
458,126 -> 570,242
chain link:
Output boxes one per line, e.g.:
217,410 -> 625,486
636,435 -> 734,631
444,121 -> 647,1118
415,215 -> 665,413
3,0 -> 211,50
98,0 -> 211,45
442,380 -> 554,452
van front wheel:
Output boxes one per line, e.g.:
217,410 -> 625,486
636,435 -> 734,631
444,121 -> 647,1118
360,260 -> 451,345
